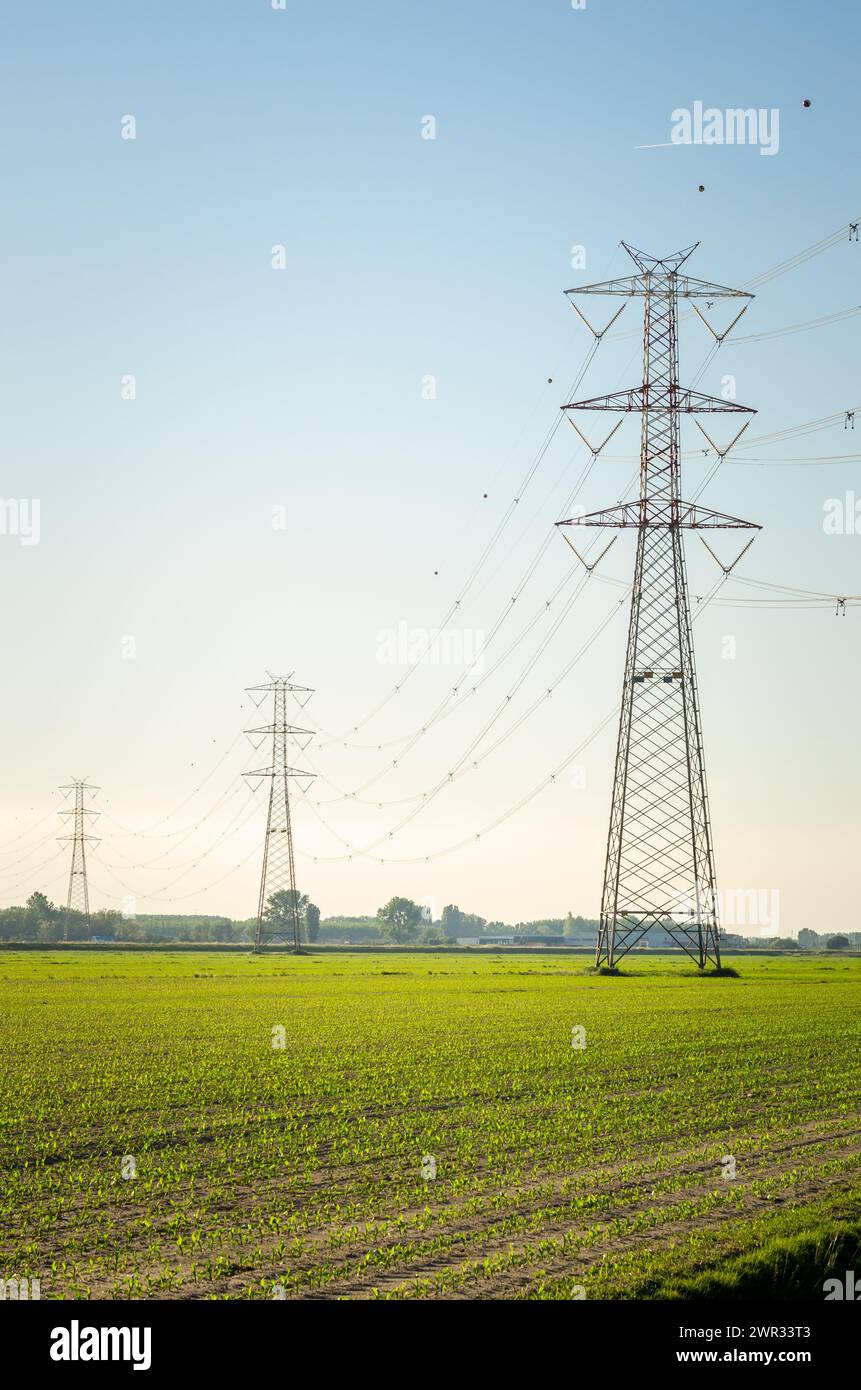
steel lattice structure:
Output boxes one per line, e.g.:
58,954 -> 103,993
58,778 -> 100,942
558,243 -> 760,969
245,676 -> 315,951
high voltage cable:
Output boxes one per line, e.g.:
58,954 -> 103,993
744,223 -> 856,288
305,566 -> 591,801
307,583 -> 627,810
99,786 -> 258,873
0,828 -> 62,869
704,599 -> 859,609
306,338 -> 713,809
600,404 -> 861,467
1,871 -> 68,903
101,725 -> 250,837
729,574 -> 861,601
0,807 -> 59,854
314,251 -> 631,749
92,791 -> 260,898
439,247 -> 627,552
314,341 -> 601,747
726,453 -> 861,466
317,592 -> 626,814
301,574 -> 731,866
306,471 -> 637,802
88,840 -> 264,908
0,848 -> 68,890
100,746 -> 260,868
312,457 -> 596,759
730,406 -> 861,450
306,337 -> 707,805
463,335 -> 648,611
308,467 -> 616,777
304,706 -> 619,865
311,338 -> 650,769
316,353 -> 641,760
593,570 -> 859,608
730,305 -> 861,344
603,217 -> 858,343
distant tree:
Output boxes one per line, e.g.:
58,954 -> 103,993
305,902 -> 321,943
90,909 -> 122,941
418,925 -> 445,945
27,891 -> 54,919
770,937 -> 798,951
441,905 -> 464,939
27,892 -> 59,938
827,935 -> 850,951
57,908 -> 89,942
263,890 -> 309,941
0,906 -> 34,942
461,912 -> 486,934
376,897 -> 423,943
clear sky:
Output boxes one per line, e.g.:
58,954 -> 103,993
1,0 -> 859,935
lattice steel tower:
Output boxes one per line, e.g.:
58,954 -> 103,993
58,778 -> 100,942
558,243 -> 760,969
246,675 -> 315,951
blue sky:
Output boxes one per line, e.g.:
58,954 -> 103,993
1,0 -> 859,933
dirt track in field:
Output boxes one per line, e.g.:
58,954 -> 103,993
67,1115 -> 861,1300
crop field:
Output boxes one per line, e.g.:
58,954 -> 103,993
1,950 -> 860,1300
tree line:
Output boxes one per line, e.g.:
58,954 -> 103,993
12,892 -> 846,949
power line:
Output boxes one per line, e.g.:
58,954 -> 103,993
314,342 -> 602,747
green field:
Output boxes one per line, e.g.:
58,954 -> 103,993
1,951 -> 859,1300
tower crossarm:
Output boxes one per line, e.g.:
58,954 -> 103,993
244,724 -> 314,738
557,502 -> 761,530
247,678 -> 313,696
565,274 -> 753,301
563,388 -> 756,414
245,764 -> 317,780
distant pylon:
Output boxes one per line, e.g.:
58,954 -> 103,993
245,675 -> 316,952
58,779 -> 100,942
558,242 -> 761,970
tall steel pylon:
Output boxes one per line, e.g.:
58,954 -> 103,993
558,242 -> 760,970
245,675 -> 316,951
58,778 -> 100,942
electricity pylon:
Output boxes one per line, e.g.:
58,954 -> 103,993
245,675 -> 315,952
58,779 -> 100,942
558,242 -> 760,970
